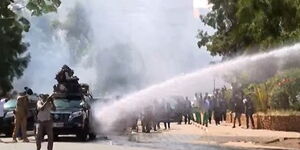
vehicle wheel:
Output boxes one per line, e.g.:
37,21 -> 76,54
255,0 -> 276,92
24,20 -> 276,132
77,129 -> 88,141
4,132 -> 11,137
89,133 -> 96,141
53,134 -> 59,141
4,130 -> 13,137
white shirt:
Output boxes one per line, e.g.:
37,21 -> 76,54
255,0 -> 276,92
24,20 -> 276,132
37,100 -> 53,121
0,99 -> 6,117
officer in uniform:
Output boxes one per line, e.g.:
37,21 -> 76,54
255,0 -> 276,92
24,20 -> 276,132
12,92 -> 29,142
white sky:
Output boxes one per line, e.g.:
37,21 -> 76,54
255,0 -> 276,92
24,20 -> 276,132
193,0 -> 209,9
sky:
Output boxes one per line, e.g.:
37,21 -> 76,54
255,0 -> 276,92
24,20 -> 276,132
193,0 -> 210,9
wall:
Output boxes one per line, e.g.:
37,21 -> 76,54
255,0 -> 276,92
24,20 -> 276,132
226,113 -> 300,132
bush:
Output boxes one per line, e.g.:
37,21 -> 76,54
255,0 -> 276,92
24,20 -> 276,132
245,68 -> 300,111
270,69 -> 300,110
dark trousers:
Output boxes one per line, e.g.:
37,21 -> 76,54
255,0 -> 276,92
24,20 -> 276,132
177,113 -> 183,124
184,114 -> 191,124
164,122 -> 170,129
214,111 -> 221,125
153,120 -> 160,131
203,112 -> 209,127
246,113 -> 255,128
208,110 -> 212,124
221,112 -> 226,121
233,112 -> 241,127
36,120 -> 53,150
0,117 -> 3,131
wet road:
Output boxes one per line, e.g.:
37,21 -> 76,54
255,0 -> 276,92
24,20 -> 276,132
0,124 -> 246,150
0,135 -> 231,150
104,133 -> 234,150
69,123 -> 239,150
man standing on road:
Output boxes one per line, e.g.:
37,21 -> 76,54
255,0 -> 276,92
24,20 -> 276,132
232,94 -> 243,128
208,96 -> 214,124
184,97 -> 192,124
219,94 -> 227,122
163,102 -> 172,129
193,93 -> 201,124
213,96 -> 221,125
203,96 -> 210,127
12,92 -> 29,142
175,99 -> 184,124
244,96 -> 255,129
36,94 -> 56,150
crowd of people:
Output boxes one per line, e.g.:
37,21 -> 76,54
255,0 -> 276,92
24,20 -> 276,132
113,96 -> 195,134
192,88 -> 256,129
107,86 -> 256,134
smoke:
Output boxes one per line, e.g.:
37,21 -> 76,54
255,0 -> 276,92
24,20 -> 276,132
11,0 -> 300,134
94,43 -> 300,133
14,0 -> 214,96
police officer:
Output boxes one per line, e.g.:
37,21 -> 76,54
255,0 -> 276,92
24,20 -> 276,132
184,97 -> 192,124
232,94 -> 243,128
244,96 -> 255,129
12,92 -> 29,142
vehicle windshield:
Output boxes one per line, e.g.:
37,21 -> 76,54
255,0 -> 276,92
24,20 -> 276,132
54,99 -> 82,109
4,99 -> 17,109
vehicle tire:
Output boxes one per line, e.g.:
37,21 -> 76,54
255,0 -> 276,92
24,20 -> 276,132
89,133 -> 96,141
53,134 -> 59,141
4,129 -> 13,137
4,132 -> 11,137
77,129 -> 88,142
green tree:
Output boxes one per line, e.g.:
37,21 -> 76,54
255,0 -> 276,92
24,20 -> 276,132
198,0 -> 300,58
0,0 -> 60,96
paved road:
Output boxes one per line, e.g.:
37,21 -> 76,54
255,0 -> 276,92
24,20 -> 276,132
0,123 -> 239,150
0,136 -> 228,150
3,122 -> 294,150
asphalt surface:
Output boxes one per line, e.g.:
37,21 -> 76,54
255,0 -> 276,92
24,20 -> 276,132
0,123 -> 277,150
0,134 -> 231,150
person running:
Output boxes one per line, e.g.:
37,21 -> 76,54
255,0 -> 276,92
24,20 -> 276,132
36,94 -> 56,150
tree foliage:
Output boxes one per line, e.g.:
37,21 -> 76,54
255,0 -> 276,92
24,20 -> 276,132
198,0 -> 300,58
0,0 -> 60,96
26,0 -> 61,16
